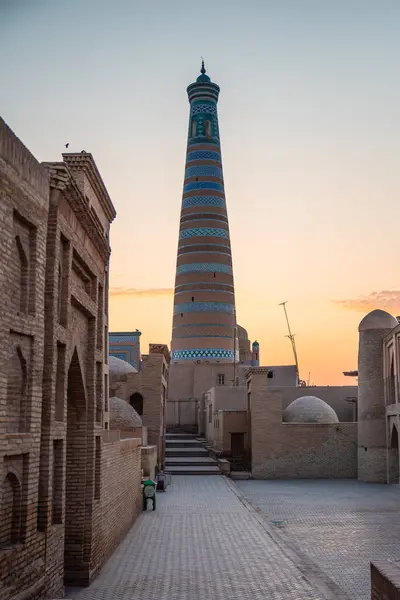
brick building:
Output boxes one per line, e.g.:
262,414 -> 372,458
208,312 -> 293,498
0,118 -> 142,600
109,343 -> 170,467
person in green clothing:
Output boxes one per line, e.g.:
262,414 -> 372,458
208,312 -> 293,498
142,479 -> 156,511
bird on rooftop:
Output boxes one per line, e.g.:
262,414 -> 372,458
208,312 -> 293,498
65,143 -> 69,148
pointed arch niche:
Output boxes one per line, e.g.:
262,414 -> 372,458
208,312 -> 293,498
389,425 -> 400,484
64,348 -> 88,584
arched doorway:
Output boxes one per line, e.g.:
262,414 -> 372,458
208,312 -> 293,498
389,426 -> 399,484
64,349 -> 88,585
130,392 -> 144,416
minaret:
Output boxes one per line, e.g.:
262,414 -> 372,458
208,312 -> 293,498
171,63 -> 237,364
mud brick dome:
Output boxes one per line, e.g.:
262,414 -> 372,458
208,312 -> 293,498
171,62 -> 237,363
109,355 -> 138,375
283,396 -> 339,424
109,396 -> 143,430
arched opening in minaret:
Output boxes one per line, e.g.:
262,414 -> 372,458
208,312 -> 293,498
191,297 -> 194,302
205,120 -> 212,137
191,121 -> 197,137
389,425 -> 399,484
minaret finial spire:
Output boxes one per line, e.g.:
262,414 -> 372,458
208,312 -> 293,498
200,57 -> 206,74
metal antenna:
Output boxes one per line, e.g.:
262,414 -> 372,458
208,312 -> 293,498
279,301 -> 300,382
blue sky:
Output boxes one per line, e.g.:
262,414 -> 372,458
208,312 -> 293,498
2,0 -> 400,383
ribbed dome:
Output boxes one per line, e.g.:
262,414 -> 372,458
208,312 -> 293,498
358,309 -> 398,332
283,396 -> 339,424
109,396 -> 142,430
109,355 -> 138,375
237,325 -> 248,339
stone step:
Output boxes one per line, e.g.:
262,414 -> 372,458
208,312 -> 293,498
166,448 -> 209,457
166,440 -> 204,448
165,433 -> 198,438
167,465 -> 221,475
166,457 -> 218,467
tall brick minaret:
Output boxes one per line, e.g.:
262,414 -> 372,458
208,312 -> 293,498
170,63 -> 237,367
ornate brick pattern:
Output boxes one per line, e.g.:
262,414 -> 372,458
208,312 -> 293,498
182,196 -> 226,208
174,301 -> 234,315
186,150 -> 221,162
172,348 -> 238,360
179,227 -> 229,240
176,263 -> 233,275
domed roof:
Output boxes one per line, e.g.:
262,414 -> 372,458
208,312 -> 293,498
109,396 -> 142,430
237,325 -> 248,339
109,355 -> 138,375
358,309 -> 398,332
283,396 -> 339,424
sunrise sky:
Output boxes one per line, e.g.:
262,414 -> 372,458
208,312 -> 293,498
2,0 -> 400,384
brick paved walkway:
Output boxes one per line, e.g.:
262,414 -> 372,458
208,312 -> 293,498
68,476 -> 335,600
237,479 -> 400,600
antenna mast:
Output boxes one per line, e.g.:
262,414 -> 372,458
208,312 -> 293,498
279,301 -> 301,383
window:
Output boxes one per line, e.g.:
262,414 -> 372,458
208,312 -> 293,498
208,404 -> 212,423
267,371 -> 274,379
191,297 -> 194,302
217,374 -> 225,386
191,120 -> 197,137
205,120 -> 212,137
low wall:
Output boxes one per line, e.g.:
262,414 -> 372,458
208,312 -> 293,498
252,422 -> 357,479
371,561 -> 400,599
101,436 -> 141,561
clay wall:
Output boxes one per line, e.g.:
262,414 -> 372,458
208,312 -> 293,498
101,435 -> 141,563
249,375 -> 357,479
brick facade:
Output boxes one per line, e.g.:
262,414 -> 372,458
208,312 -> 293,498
0,118 -> 142,600
371,561 -> 400,600
248,370 -> 357,479
110,344 -> 170,467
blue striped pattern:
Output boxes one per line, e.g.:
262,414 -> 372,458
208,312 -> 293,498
179,227 -> 229,240
185,165 -> 222,179
176,263 -> 233,275
172,348 -> 238,361
182,196 -> 225,208
186,150 -> 221,163
174,301 -> 234,315
184,181 -> 224,193
174,288 -> 234,295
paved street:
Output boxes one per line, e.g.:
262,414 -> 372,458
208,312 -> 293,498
237,479 -> 400,600
68,476 -> 333,600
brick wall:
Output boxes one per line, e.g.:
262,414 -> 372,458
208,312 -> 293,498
371,561 -> 400,600
0,119 -> 53,599
101,436 -> 141,563
249,375 -> 357,479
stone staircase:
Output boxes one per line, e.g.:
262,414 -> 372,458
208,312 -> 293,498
165,433 -> 220,475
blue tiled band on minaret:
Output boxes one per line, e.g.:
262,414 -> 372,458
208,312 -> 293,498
184,181 -> 224,193
179,227 -> 229,240
174,301 -> 234,315
186,150 -> 221,162
172,349 -> 239,361
182,196 -> 226,208
176,263 -> 233,276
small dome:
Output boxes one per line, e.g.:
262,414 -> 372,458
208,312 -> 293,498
358,309 -> 398,332
237,325 -> 248,339
109,396 -> 142,430
283,396 -> 339,424
109,355 -> 138,375
252,340 -> 259,347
